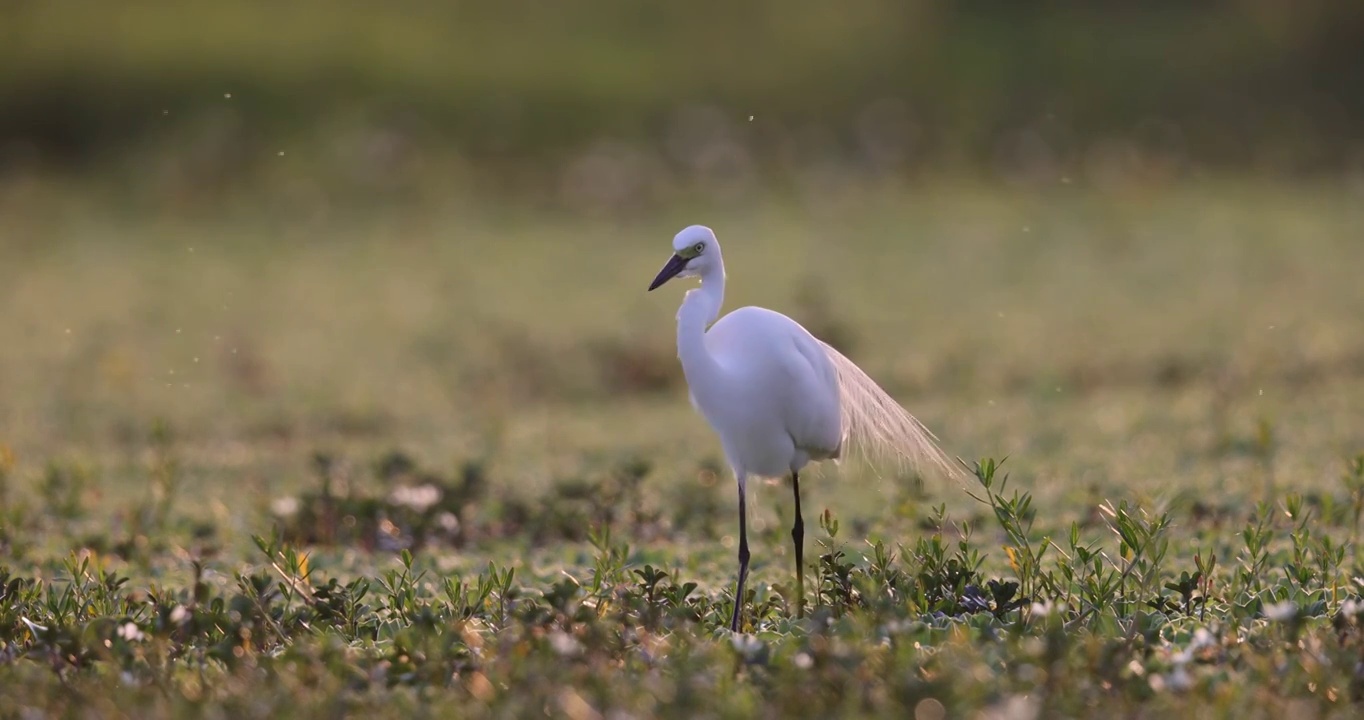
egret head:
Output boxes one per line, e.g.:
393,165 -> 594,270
648,225 -> 720,291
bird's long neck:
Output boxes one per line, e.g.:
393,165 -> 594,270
676,265 -> 726,391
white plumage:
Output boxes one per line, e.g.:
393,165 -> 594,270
648,224 -> 958,632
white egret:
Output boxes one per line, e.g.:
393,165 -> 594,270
647,224 -> 959,632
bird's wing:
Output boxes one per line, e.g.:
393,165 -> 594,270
782,332 -> 844,459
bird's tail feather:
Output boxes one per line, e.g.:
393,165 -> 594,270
818,340 -> 962,482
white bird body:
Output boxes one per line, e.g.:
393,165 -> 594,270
684,302 -> 843,479
648,224 -> 957,632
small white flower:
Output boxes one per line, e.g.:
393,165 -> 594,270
548,630 -> 582,657
1264,601 -> 1298,622
1029,600 -> 1066,618
389,484 -> 441,512
794,652 -> 813,670
117,622 -> 144,642
270,496 -> 300,517
169,605 -> 190,626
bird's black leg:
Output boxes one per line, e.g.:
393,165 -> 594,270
730,480 -> 751,633
791,471 -> 805,619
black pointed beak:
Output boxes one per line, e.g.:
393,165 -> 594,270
647,254 -> 688,291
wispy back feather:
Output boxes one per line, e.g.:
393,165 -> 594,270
818,340 -> 961,482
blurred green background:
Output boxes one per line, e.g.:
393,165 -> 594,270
3,0 -> 1364,205
1,1 -> 1362,542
